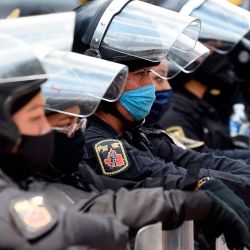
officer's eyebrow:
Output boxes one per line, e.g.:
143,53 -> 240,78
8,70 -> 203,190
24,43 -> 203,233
156,70 -> 166,75
26,104 -> 45,112
134,67 -> 151,73
151,69 -> 167,77
26,96 -> 46,112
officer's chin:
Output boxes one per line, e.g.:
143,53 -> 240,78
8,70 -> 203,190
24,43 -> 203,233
117,103 -> 137,123
116,102 -> 136,123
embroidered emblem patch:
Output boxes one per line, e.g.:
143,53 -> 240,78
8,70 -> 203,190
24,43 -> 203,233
94,139 -> 129,176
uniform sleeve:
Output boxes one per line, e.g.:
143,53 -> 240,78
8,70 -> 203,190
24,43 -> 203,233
203,146 -> 250,164
79,159 -> 192,193
87,188 -> 214,231
84,123 -> 198,190
148,131 -> 250,181
172,143 -> 250,181
0,185 -> 129,250
147,132 -> 250,205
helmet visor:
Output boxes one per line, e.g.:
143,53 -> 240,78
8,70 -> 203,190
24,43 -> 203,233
167,41 -> 210,78
42,51 -> 128,117
0,11 -> 75,52
0,12 -> 75,83
0,34 -> 54,83
181,0 -> 250,53
101,0 -> 201,62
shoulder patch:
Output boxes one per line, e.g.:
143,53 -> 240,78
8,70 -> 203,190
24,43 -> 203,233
6,8 -> 21,19
10,195 -> 57,240
94,139 -> 130,176
166,126 -> 204,149
166,126 -> 186,137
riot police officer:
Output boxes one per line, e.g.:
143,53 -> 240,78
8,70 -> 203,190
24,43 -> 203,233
146,0 -> 250,150
72,0 -> 250,210
144,59 -> 250,166
0,33 -> 129,250
158,51 -> 248,150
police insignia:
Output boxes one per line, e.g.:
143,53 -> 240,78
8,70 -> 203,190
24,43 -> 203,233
209,89 -> 221,96
6,8 -> 21,19
10,195 -> 57,240
166,126 -> 204,149
166,126 -> 186,137
94,139 -> 129,176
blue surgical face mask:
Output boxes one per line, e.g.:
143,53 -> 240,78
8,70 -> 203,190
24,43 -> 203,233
119,84 -> 156,121
146,89 -> 173,125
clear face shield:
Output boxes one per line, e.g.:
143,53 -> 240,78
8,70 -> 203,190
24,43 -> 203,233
0,30 -> 128,138
0,34 -> 71,141
241,30 -> 250,49
88,0 -> 201,62
180,0 -> 250,53
0,12 -> 75,83
42,52 -> 128,137
0,11 -> 75,53
42,51 -> 128,118
167,41 -> 210,79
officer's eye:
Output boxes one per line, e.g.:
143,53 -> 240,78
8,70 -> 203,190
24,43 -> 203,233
156,77 -> 164,83
134,71 -> 147,77
150,76 -> 163,83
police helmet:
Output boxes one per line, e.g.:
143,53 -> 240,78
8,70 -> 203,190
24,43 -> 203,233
73,0 -> 159,71
0,37 -> 46,154
73,0 -> 201,71
147,0 -> 250,54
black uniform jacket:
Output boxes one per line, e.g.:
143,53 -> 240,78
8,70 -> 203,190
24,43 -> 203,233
158,88 -> 234,149
0,156 -> 214,249
84,116 -> 250,206
158,88 -> 250,161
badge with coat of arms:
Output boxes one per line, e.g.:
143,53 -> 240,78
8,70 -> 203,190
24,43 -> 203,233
94,139 -> 130,176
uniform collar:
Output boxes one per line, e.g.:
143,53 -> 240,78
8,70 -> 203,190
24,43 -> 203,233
87,115 -> 120,136
88,115 -> 144,135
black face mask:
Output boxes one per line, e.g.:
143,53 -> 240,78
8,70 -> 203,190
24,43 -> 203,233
145,89 -> 173,125
17,132 -> 54,174
51,129 -> 85,174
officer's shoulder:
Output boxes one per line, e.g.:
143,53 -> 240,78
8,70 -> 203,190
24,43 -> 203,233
85,121 -> 116,142
159,106 -> 191,129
